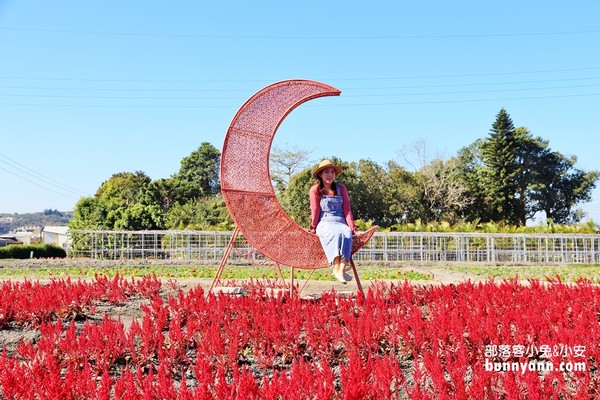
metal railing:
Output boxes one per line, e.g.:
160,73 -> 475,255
67,230 -> 600,265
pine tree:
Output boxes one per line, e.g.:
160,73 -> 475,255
480,108 -> 522,225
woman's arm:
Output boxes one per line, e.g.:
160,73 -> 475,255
339,184 -> 359,234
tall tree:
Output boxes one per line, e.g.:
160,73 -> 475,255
165,195 -> 233,230
352,159 -> 388,226
511,127 -> 549,223
530,152 -> 599,224
69,197 -> 110,230
70,171 -> 163,230
95,171 -> 151,207
282,168 -> 313,228
456,141 -> 493,222
140,178 -> 200,212
383,161 -> 422,225
480,108 -> 522,225
461,110 -> 599,225
176,142 -> 221,196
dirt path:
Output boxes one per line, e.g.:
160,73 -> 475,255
172,265 -> 488,296
0,265 -> 486,293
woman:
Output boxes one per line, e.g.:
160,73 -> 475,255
308,159 -> 359,284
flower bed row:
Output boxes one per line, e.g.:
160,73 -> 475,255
1,277 -> 599,398
0,274 -> 161,328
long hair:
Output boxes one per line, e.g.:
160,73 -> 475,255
315,176 -> 337,196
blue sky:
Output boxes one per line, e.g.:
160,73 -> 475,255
1,1 -> 599,223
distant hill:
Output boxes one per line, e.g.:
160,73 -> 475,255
0,209 -> 73,234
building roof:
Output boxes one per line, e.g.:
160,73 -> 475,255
43,226 -> 70,235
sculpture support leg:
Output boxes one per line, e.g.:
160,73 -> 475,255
209,226 -> 240,294
349,258 -> 364,295
273,261 -> 287,288
208,226 -> 367,299
297,269 -> 315,295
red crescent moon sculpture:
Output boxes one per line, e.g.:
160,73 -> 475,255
220,79 -> 377,270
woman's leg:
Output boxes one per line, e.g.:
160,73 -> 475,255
340,257 -> 352,281
332,256 -> 347,284
317,221 -> 350,284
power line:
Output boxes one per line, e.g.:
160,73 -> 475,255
0,93 -> 240,100
1,26 -> 599,39
1,66 -> 600,107
0,102 -> 232,108
2,75 -> 600,92
1,83 -> 599,101
0,164 -> 81,200
1,66 -> 600,83
346,76 -> 600,91
1,92 -> 600,108
0,85 -> 249,92
347,83 -> 600,98
0,153 -> 90,197
328,92 -> 600,106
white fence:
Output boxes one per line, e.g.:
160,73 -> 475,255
67,230 -> 600,265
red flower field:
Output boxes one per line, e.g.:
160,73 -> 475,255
0,275 -> 598,399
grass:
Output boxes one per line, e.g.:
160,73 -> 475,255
4,262 -> 599,283
0,264 -> 433,282
443,264 -> 600,283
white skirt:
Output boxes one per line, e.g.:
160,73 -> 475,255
316,215 -> 353,264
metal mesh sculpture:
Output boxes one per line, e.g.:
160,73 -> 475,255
211,80 -> 377,294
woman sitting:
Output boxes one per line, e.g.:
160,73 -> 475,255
308,159 -> 358,284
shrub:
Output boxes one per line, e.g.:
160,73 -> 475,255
0,243 -> 66,259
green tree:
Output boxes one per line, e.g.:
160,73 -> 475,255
456,141 -> 492,222
530,152 -> 599,224
385,161 -> 423,225
69,197 -> 110,230
97,171 -> 161,230
328,157 -> 360,214
283,157 -> 438,229
352,159 -> 389,226
510,127 -> 550,223
70,171 -> 164,230
281,167 -> 313,228
96,171 -> 151,207
114,203 -> 164,230
480,108 -> 522,224
176,142 -> 221,196
460,110 -> 599,226
165,196 -> 233,230
140,178 -> 200,213
70,144 -> 223,231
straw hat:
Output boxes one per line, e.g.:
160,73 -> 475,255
312,159 -> 343,178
